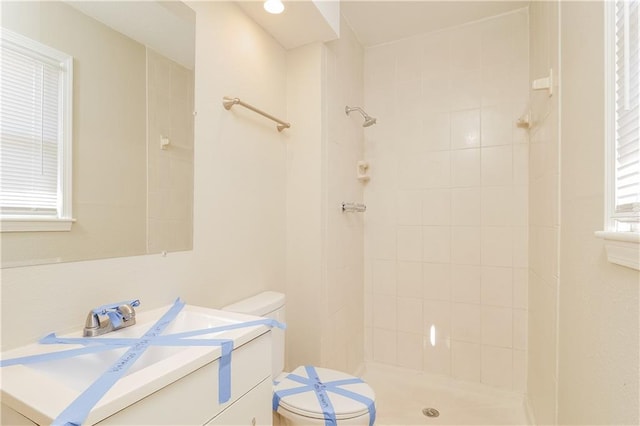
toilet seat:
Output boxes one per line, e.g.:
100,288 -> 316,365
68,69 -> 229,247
274,366 -> 376,421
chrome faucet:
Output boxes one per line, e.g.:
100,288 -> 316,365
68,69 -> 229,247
83,299 -> 140,337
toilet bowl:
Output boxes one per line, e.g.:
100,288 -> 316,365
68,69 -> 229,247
222,291 -> 376,426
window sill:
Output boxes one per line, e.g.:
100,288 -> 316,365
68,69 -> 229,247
594,231 -> 640,271
1,217 -> 76,232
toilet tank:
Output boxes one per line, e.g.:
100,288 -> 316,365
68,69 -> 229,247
222,291 -> 285,379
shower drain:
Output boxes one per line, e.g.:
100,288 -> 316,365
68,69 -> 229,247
422,407 -> 440,418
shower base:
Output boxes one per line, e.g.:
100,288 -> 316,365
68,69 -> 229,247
362,363 -> 530,425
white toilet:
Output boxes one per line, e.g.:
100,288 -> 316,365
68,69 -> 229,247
222,291 -> 376,426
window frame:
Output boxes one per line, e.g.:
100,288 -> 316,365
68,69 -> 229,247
597,0 -> 640,271
0,29 -> 74,232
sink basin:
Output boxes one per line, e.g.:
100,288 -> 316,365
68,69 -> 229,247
0,303 -> 272,425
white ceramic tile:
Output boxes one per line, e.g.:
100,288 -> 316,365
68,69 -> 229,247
481,345 -> 513,388
397,297 -> 423,334
449,68 -> 482,110
481,186 -> 513,227
512,226 -> 529,268
451,302 -> 482,343
365,189 -> 396,227
513,144 -> 529,184
398,155 -> 425,189
373,260 -> 397,296
373,293 -> 397,330
423,262 -> 451,301
423,334 -> 452,376
451,188 -> 481,225
451,265 -> 481,303
423,112 -> 451,152
512,186 -> 529,227
423,151 -> 451,188
513,308 -> 527,350
397,331 -> 424,370
513,349 -> 527,392
451,109 -> 481,150
481,104 -> 513,147
364,292 -> 373,327
451,340 -> 481,382
481,305 -> 513,347
481,145 -> 513,186
451,226 -> 481,265
423,226 -> 451,263
481,266 -> 513,307
397,261 -> 423,298
364,327 -> 373,361
423,300 -> 451,339
397,190 -> 422,225
422,189 -> 451,225
481,227 -> 513,267
398,226 -> 422,261
451,148 -> 481,188
369,225 -> 397,260
450,26 -> 482,71
373,328 -> 397,364
512,268 -> 528,309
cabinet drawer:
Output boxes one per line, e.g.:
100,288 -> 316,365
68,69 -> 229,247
99,332 -> 271,425
206,377 -> 272,426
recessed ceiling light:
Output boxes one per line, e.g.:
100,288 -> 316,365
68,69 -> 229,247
264,0 -> 284,14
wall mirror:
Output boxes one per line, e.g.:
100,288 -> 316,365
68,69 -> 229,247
1,1 -> 195,268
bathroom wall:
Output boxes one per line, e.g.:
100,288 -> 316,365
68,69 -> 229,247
527,1 -> 560,423
284,18 -> 365,374
146,48 -> 194,254
1,1 -> 287,350
363,9 -> 529,391
323,20 -> 365,374
558,2 -> 639,424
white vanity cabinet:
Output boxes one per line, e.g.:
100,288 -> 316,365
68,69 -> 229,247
1,305 -> 275,426
98,332 -> 273,425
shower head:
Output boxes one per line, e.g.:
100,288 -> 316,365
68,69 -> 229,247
345,106 -> 377,127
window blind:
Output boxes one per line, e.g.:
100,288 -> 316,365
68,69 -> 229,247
1,39 -> 63,217
614,0 -> 640,222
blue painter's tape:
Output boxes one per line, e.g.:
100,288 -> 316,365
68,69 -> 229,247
162,318 -> 286,340
51,298 -> 185,426
91,299 -> 140,315
217,340 -> 234,404
2,299 -> 286,425
273,366 -> 376,426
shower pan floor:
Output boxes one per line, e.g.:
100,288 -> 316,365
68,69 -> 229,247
362,363 -> 530,425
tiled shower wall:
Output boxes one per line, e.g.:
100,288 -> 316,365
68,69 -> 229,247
147,49 -> 194,253
363,9 -> 529,391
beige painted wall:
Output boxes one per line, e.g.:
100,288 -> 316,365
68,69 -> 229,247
558,2 -> 639,424
284,21 -> 366,374
285,42 -> 325,370
527,1 -> 561,423
1,1 -> 287,351
1,1 -> 147,266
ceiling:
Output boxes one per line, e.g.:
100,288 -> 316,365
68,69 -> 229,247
341,1 -> 529,47
240,1 -> 529,49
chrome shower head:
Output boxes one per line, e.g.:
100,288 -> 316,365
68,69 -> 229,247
345,106 -> 377,127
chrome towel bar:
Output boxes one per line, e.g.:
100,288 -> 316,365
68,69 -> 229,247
342,202 -> 366,213
222,96 -> 291,132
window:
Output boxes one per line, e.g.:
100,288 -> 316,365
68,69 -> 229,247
599,0 -> 640,270
0,29 -> 74,231
606,0 -> 640,231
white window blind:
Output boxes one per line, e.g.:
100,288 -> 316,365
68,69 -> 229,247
613,0 -> 640,224
0,29 -> 73,229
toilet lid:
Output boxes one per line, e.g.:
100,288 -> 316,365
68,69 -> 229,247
274,366 -> 376,421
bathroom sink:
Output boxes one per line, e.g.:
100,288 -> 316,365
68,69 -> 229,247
0,303 -> 272,425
